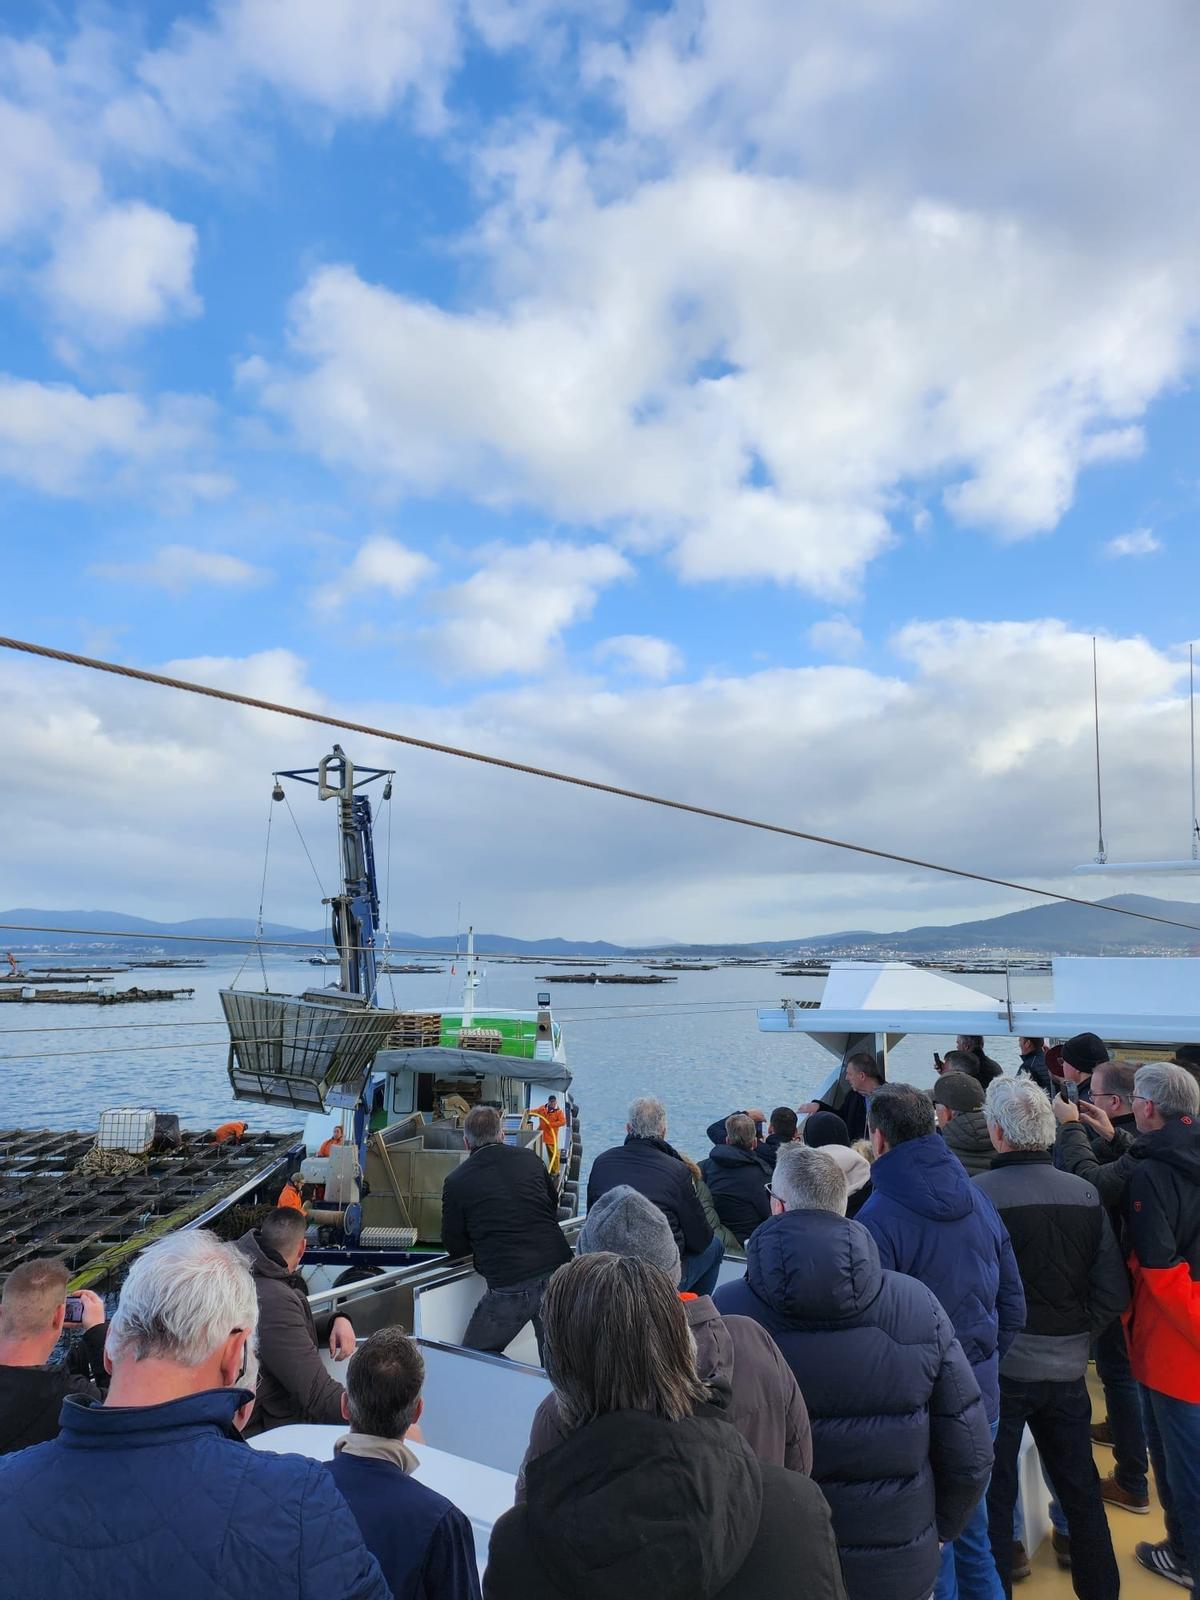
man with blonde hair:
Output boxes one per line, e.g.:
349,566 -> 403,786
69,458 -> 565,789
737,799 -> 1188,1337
0,1230 -> 388,1600
0,1259 -> 107,1454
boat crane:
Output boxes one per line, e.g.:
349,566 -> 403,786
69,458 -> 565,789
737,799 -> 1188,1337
219,746 -> 580,1272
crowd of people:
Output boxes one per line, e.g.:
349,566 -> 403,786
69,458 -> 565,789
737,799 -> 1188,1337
0,1033 -> 1196,1600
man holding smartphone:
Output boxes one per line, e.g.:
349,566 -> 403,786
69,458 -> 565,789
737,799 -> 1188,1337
0,1259 -> 107,1454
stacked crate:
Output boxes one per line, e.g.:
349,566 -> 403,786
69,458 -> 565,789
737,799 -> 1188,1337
385,1012 -> 442,1049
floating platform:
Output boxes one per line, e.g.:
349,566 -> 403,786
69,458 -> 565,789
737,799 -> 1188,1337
537,972 -> 677,984
0,985 -> 195,1005
0,1126 -> 300,1288
645,963 -> 717,971
0,974 -> 114,985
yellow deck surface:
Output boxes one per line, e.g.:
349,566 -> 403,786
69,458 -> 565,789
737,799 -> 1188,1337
1022,1374 -> 1172,1599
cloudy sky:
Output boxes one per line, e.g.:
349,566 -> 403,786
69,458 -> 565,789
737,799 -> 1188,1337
1,0 -> 1198,943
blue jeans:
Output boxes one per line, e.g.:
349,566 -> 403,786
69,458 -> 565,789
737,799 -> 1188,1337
462,1271 -> 551,1363
988,1375 -> 1118,1600
1094,1316 -> 1147,1497
936,1417 -> 1004,1600
1142,1385 -> 1200,1596
679,1232 -> 724,1298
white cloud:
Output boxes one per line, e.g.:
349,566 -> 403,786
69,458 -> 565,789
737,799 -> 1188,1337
1105,527 -> 1161,558
42,201 -> 200,342
93,544 -> 269,594
0,621 -> 1191,942
141,0 -> 461,131
596,634 -> 684,680
431,540 -> 631,677
0,377 -> 213,497
243,0 -> 1200,594
314,535 -> 437,613
808,616 -> 864,660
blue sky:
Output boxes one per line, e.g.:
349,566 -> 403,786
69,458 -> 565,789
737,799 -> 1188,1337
0,1 -> 1198,939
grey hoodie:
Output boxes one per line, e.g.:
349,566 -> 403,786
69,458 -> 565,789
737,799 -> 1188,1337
941,1108 -> 996,1178
515,1294 -> 812,1498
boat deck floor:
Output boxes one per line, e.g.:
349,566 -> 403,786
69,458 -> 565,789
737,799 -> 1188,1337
0,1126 -> 299,1284
1023,1372 -> 1169,1600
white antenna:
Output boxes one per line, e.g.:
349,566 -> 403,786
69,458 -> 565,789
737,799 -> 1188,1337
1092,636 -> 1106,865
1191,642 -> 1198,860
1075,635 -> 1200,874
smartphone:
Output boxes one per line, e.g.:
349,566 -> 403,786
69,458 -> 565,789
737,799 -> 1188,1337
63,1295 -> 84,1324
933,1052 -> 944,1072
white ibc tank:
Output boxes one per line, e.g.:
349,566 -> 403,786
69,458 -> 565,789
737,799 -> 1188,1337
97,1108 -> 157,1152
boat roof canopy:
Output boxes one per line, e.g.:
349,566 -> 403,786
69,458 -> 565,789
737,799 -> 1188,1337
375,1045 -> 572,1091
759,957 -> 1200,1053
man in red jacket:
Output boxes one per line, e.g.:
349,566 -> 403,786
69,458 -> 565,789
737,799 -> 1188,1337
1123,1062 -> 1200,1593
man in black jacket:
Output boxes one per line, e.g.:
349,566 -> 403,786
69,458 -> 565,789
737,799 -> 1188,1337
976,1078 -> 1126,1600
1051,1061 -> 1150,1517
0,1259 -> 107,1455
442,1106 -> 571,1361
701,1114 -> 772,1245
588,1096 -> 723,1295
1017,1036 -> 1053,1095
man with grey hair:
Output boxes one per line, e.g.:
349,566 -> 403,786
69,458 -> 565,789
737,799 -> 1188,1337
715,1144 -> 992,1600
588,1095 -> 722,1295
442,1105 -> 572,1361
1121,1062 -> 1200,1592
975,1078 -> 1126,1599
0,1230 -> 388,1600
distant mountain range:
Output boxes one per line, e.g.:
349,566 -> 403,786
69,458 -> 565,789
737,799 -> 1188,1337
1,894 -> 1197,959
0,910 -> 626,958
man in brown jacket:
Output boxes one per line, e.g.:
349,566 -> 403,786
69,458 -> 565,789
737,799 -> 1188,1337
238,1206 -> 356,1434
515,1184 -> 811,1498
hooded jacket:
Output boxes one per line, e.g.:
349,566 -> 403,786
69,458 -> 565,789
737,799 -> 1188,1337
588,1136 -> 713,1257
974,1152 -> 1129,1383
0,1388 -> 388,1600
713,1210 -> 992,1600
0,1324 -> 107,1456
237,1228 -> 347,1434
487,1407 -> 846,1600
858,1134 -> 1024,1425
940,1109 -> 996,1179
701,1143 -> 772,1245
516,1293 -> 812,1495
1018,1050 -> 1053,1095
1123,1113 -> 1200,1401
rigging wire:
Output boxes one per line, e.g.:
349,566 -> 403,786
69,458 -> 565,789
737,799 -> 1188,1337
281,792 -> 328,906
3,632 -> 1200,939
1092,636 -> 1107,865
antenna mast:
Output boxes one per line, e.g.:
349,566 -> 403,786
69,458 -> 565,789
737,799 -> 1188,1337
1092,637 -> 1107,864
1191,643 -> 1198,860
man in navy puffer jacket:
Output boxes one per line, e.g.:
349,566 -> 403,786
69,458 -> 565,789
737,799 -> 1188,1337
714,1144 -> 993,1600
0,1230 -> 388,1600
858,1084 -> 1026,1600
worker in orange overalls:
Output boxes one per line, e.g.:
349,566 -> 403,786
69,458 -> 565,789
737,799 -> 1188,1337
277,1179 -> 305,1211
532,1095 -> 566,1149
317,1126 -> 345,1159
211,1121 -> 247,1145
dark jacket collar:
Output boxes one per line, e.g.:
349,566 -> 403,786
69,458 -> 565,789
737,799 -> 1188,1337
623,1133 -> 684,1161
57,1387 -> 254,1449
991,1149 -> 1052,1168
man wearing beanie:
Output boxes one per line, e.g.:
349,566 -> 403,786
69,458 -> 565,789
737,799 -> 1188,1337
1061,1032 -> 1110,1103
934,1072 -> 996,1179
515,1185 -> 812,1495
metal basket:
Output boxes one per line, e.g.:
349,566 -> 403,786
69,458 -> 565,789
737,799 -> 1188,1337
221,990 -> 396,1112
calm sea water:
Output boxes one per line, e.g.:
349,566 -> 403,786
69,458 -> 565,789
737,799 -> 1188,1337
0,956 -> 1037,1175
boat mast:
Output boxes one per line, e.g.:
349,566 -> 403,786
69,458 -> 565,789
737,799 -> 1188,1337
461,925 -> 479,1026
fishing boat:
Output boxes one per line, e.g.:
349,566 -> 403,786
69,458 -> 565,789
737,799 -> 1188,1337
219,745 -> 582,1285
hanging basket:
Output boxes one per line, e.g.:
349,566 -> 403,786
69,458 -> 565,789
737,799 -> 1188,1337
221,990 -> 395,1112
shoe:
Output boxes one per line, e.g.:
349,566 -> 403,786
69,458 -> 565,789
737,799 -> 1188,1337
1091,1419 -> 1113,1447
1136,1540 -> 1193,1589
1099,1471 -> 1150,1514
1011,1541 -> 1031,1583
1051,1530 -> 1071,1570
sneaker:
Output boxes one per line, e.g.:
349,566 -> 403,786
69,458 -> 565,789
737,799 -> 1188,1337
1099,1471 -> 1150,1514
1051,1530 -> 1072,1570
1011,1541 -> 1032,1583
1136,1540 -> 1193,1589
1091,1419 -> 1113,1447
